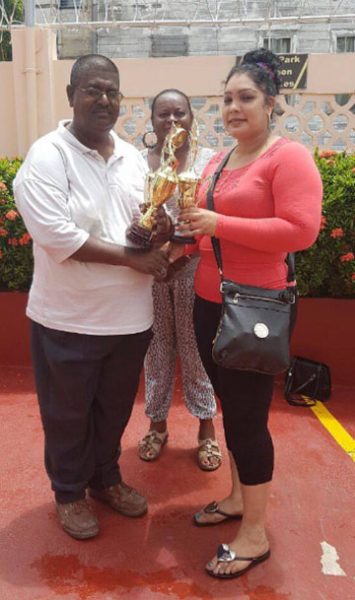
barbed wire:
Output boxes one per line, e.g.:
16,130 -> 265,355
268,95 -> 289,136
1,0 -> 355,30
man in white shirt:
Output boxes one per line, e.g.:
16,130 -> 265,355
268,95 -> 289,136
14,54 -> 170,540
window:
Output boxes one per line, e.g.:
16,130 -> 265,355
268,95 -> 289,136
263,37 -> 291,54
336,36 -> 355,52
151,34 -> 188,57
59,0 -> 81,8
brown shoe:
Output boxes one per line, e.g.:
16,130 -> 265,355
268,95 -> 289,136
56,499 -> 99,540
89,482 -> 148,517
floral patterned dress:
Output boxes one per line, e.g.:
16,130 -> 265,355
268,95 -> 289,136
142,147 -> 217,422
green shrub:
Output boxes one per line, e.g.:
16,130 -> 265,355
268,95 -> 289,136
296,150 -> 355,297
0,151 -> 354,296
0,156 -> 33,290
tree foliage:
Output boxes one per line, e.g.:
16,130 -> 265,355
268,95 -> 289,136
0,0 -> 24,61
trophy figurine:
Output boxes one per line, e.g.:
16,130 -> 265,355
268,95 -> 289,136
173,120 -> 200,244
127,123 -> 188,247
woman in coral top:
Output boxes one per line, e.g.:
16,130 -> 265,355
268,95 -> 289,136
175,48 -> 323,579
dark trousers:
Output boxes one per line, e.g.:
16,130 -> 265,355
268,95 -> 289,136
30,321 -> 152,503
193,295 -> 298,486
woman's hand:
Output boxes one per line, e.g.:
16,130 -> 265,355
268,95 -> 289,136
166,241 -> 186,263
176,207 -> 218,237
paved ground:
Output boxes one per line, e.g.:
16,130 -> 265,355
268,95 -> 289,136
0,366 -> 354,600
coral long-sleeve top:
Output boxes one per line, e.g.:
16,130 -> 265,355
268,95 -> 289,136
193,137 -> 323,304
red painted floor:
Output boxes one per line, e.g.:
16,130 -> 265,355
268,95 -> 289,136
0,366 -> 354,600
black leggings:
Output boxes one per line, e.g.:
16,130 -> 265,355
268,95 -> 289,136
193,294 -> 297,486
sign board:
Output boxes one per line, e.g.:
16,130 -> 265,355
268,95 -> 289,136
278,54 -> 308,89
235,53 -> 308,90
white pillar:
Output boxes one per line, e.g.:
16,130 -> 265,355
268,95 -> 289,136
11,27 -> 57,156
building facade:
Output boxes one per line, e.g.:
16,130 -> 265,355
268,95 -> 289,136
55,1 -> 355,59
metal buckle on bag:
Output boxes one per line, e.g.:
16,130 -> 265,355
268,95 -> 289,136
279,288 -> 296,304
220,281 -> 227,294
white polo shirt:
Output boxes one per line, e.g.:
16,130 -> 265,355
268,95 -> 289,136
14,121 -> 153,335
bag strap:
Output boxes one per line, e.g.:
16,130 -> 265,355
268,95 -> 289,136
288,372 -> 317,395
286,395 -> 316,407
206,148 -> 295,284
285,361 -> 320,407
206,149 -> 233,277
285,372 -> 317,406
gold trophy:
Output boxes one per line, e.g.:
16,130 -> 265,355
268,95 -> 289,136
127,123 -> 188,247
173,120 -> 200,244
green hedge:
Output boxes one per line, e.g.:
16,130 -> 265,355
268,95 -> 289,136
0,157 -> 32,290
0,151 -> 354,296
296,150 -> 354,297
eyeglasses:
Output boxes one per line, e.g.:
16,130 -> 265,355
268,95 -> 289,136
77,87 -> 124,102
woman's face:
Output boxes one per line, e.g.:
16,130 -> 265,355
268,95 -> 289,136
152,91 -> 193,143
222,72 -> 274,141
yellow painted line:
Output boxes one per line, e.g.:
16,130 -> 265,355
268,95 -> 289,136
309,400 -> 355,462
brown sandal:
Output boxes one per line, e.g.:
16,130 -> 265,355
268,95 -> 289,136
197,438 -> 222,471
138,430 -> 168,461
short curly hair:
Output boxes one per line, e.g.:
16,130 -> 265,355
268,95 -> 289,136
150,89 -> 193,120
70,54 -> 119,88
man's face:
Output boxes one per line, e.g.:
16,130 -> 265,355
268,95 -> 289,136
67,65 -> 121,135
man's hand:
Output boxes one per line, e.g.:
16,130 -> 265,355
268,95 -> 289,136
150,205 -> 174,246
126,246 -> 170,280
71,235 -> 169,279
166,241 -> 186,263
176,207 -> 218,237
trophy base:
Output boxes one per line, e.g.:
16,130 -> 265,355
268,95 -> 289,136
171,233 -> 196,245
126,217 -> 152,249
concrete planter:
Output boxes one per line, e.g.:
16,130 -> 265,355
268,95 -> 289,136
0,291 -> 31,366
290,297 -> 354,386
0,293 -> 354,384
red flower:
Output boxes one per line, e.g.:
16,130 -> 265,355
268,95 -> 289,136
319,150 -> 336,158
0,181 -> 7,190
331,228 -> 344,238
19,232 -> 31,245
5,209 -> 18,221
340,253 -> 354,263
320,216 -> 327,231
0,249 -> 2,259
0,226 -> 8,237
352,273 -> 355,281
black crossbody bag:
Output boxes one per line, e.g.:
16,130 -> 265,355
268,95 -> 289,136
207,149 -> 296,375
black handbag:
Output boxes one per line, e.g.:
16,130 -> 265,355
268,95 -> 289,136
285,356 -> 331,406
207,149 -> 296,375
